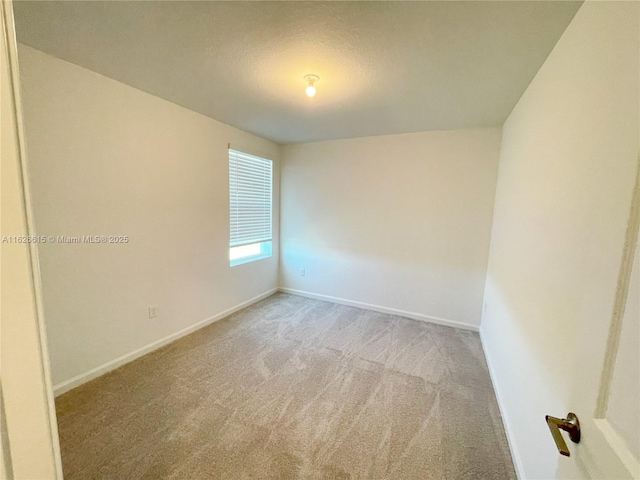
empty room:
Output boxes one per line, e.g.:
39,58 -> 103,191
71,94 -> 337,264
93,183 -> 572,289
2,1 -> 639,479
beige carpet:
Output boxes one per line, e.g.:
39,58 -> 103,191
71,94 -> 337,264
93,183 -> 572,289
55,293 -> 516,479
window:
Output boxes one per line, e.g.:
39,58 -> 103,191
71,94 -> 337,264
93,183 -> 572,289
229,148 -> 273,266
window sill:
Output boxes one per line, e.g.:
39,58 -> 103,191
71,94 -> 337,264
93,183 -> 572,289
230,253 -> 272,267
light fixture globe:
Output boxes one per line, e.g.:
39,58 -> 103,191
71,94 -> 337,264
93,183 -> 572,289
304,74 -> 319,98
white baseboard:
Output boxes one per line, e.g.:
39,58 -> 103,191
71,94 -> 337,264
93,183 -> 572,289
53,288 -> 278,397
479,328 -> 525,480
278,287 -> 479,332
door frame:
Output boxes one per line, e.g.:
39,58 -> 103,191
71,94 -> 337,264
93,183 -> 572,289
1,0 -> 63,476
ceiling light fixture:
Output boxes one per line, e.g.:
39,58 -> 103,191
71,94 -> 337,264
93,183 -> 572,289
304,74 -> 319,98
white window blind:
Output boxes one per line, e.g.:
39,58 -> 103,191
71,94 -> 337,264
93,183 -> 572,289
229,149 -> 273,248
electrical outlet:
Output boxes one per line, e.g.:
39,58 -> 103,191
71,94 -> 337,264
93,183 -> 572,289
300,268 -> 306,277
149,306 -> 158,319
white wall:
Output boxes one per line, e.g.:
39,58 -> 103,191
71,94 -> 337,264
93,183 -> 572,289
280,128 -> 501,329
481,2 -> 639,479
18,45 -> 281,391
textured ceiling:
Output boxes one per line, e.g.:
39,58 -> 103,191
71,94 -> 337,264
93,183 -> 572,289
14,1 -> 582,144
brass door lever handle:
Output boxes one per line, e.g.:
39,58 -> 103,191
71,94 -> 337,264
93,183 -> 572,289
545,412 -> 581,457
